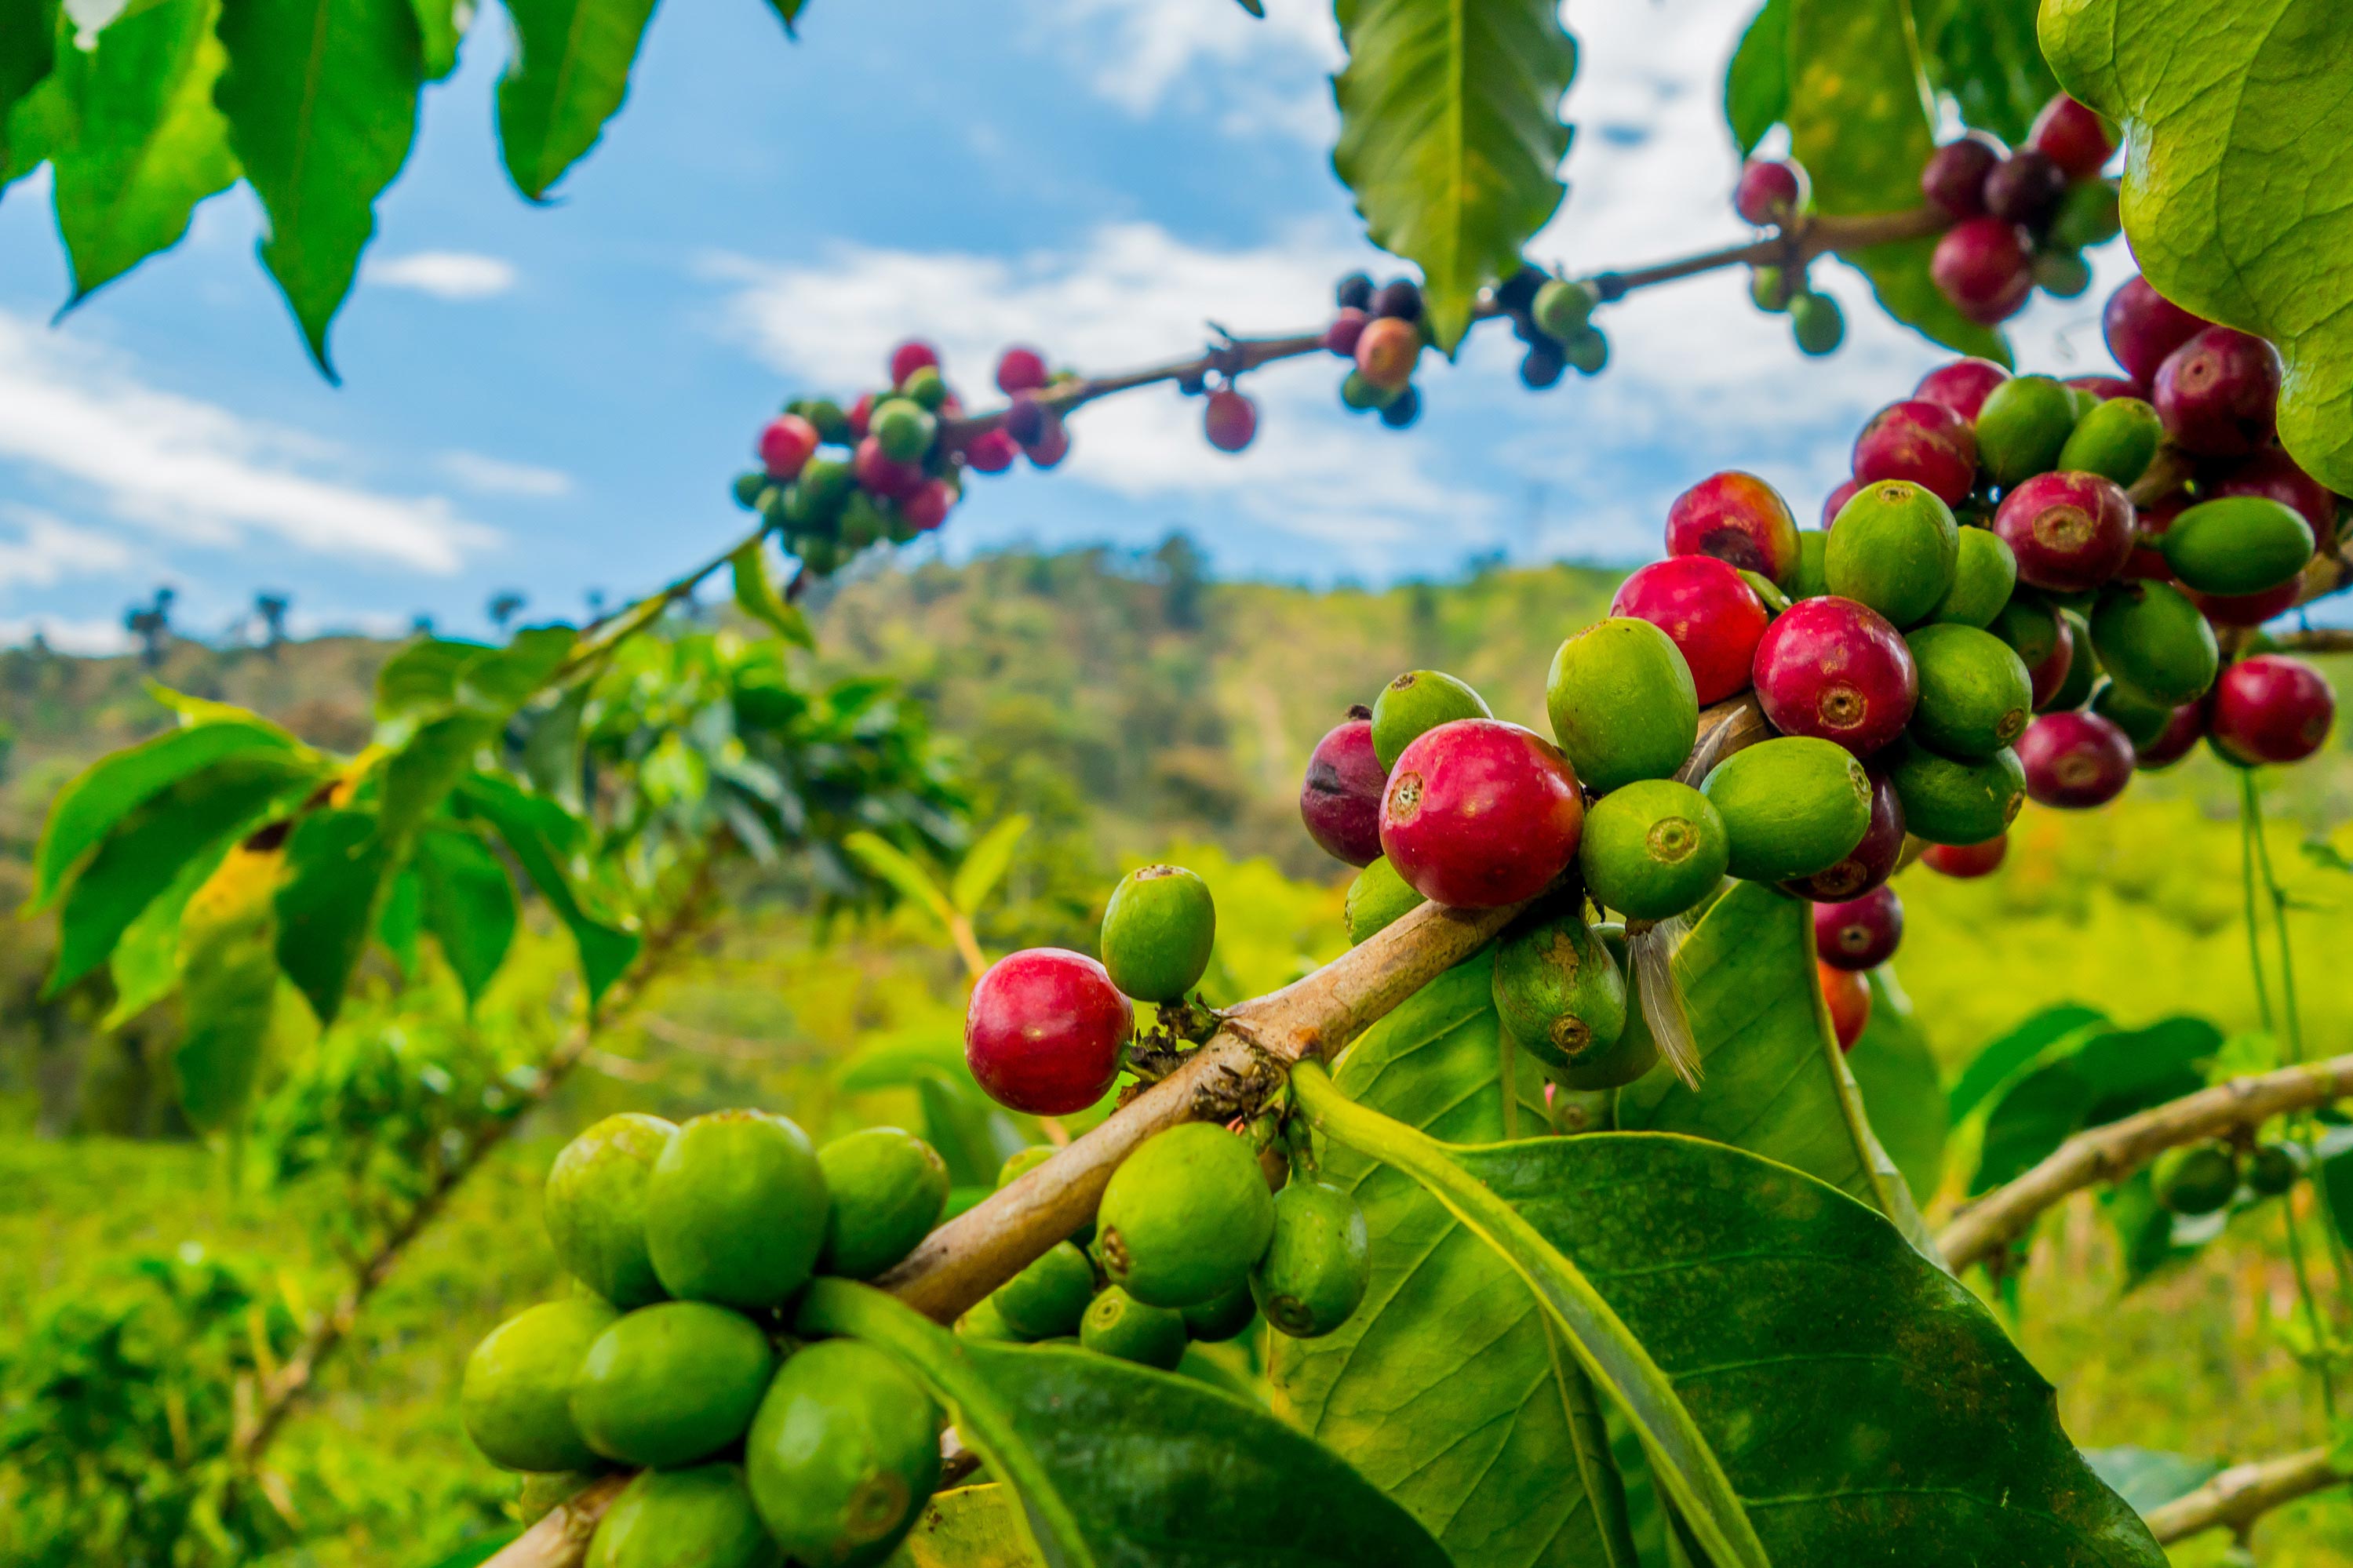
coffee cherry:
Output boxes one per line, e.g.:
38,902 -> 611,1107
2056,396 -> 2162,488
1204,388 -> 1258,453
1789,293 -> 1845,356
2103,276 -> 2212,384
1701,736 -> 1873,882
1920,136 -> 2001,219
574,1304 -> 777,1470
1335,271 -> 1375,311
2135,699 -> 2205,769
1817,482 -> 1858,533
993,345 -> 1049,395
1610,556 -> 1771,705
748,1341 -> 940,1566
2034,248 -> 2093,300
1025,410 -> 1072,469
1883,734 -> 2027,845
1355,316 -> 1421,390
463,1297 -> 619,1471
963,427 -> 1018,475
2024,615 -> 2076,710
1080,1287 -> 1187,1369
2154,1145 -> 2239,1216
1372,669 -> 1492,770
1493,906 -> 1627,1071
2030,94 -> 2116,179
1922,835 -> 2008,877
1520,341 -> 1566,389
1372,278 -> 1423,321
1780,766 -> 1906,901
2067,374 -> 2143,403
1577,779 -> 1731,920
2208,447 -> 2338,548
1533,278 -> 1601,340
2018,710 -> 2135,807
2160,496 -> 2315,596
991,1242 -> 1096,1341
1666,471 -> 1801,584
1983,149 -> 2068,233
1004,391 -> 1046,446
964,948 -> 1131,1115
888,340 -> 939,386
546,1113 -> 676,1308
2247,1144 -> 2302,1199
1907,623 -> 2034,759
1322,309 -> 1369,356
1826,480 -> 1959,629
1750,264 -> 1794,313
1301,711 -> 1387,865
2038,608 -> 2099,714
647,1112 -> 826,1312
901,479 -> 955,533
1564,327 -> 1609,375
1931,218 -> 2033,326
1101,864 -> 1216,1003
1735,158 -> 1803,226
2092,678 -> 2177,748
758,414 -> 821,482
870,399 -> 934,464
1975,373 -> 2079,486
2209,656 -> 2335,765
1852,400 -> 1979,507
1753,596 -> 1918,758
2090,580 -> 2219,706
1816,885 -> 1902,971
1098,1122 -> 1273,1308
1929,529 -> 2020,628
2186,580 -> 2301,627
854,436 -> 925,500
1993,471 -> 2135,591
817,1127 -> 949,1279
1914,358 -> 2009,422
1494,266 -> 1546,314
1379,386 -> 1423,429
2154,326 -> 2282,456
1546,617 -> 1699,793
1182,1280 -> 1258,1343
1818,962 -> 1871,1051
1379,719 -> 1584,908
1252,1181 -> 1371,1339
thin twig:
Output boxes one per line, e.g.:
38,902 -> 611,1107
2145,1446 -> 2341,1544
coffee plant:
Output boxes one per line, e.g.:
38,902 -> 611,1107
12,0 -> 2353,1564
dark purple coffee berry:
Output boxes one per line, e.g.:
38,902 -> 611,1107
1495,267 -> 1546,314
1379,386 -> 1422,429
1921,136 -> 2000,220
1372,278 -> 1423,322
1521,343 -> 1566,389
1005,394 -> 1046,447
1983,149 -> 2068,233
1335,273 -> 1375,311
1814,885 -> 1903,970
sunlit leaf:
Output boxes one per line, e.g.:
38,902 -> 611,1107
412,0 -> 473,80
104,831 -> 234,1027
731,539 -> 814,649
274,807 -> 394,1026
0,0 -> 59,184
843,830 -> 952,925
175,839 -> 284,1130
949,814 -> 1029,916
497,0 -> 659,200
455,773 -> 637,1002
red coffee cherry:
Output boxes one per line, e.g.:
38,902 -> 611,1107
2103,275 -> 2211,384
996,345 -> 1049,395
1852,399 -> 1980,507
1922,835 -> 2008,878
1664,471 -> 1801,582
854,435 -> 926,500
2066,374 -> 2143,404
1914,358 -> 2009,422
1818,961 -> 1871,1051
889,339 -> 941,386
2017,710 -> 2136,807
1931,218 -> 2034,326
1204,389 -> 1258,453
1815,885 -> 1903,971
1752,596 -> 1919,759
2209,656 -> 2335,766
965,948 -> 1132,1115
759,414 -> 821,482
2135,700 -> 2205,770
2029,94 -> 2116,180
1609,556 -> 1770,706
1920,136 -> 2001,220
1300,712 -> 1388,866
1735,159 -> 1804,226
964,428 -> 1019,475
1819,478 -> 1860,529
2154,327 -> 2282,457
1994,471 -> 2136,591
1378,719 -> 1583,908
902,479 -> 955,533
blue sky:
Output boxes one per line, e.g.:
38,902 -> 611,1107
0,0 -> 2157,650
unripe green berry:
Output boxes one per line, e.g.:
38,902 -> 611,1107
1100,864 -> 1216,1002
1251,1181 -> 1370,1339
1790,292 -> 1844,355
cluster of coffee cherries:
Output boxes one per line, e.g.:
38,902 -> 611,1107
457,1110 -> 963,1566
1729,162 -> 1845,356
2154,1137 -> 2300,1218
959,867 -> 1371,1361
1320,272 -> 1435,427
730,340 -> 1076,577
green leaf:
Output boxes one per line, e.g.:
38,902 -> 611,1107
916,1075 -> 1027,1191
378,864 -> 422,975
896,1486 -> 1036,1568
1297,1073 -> 2169,1567
375,627 -> 576,732
379,712 -> 494,842
1271,951 -> 1637,1568
1844,968 -> 1949,1201
0,0 -> 59,181
1723,0 -> 1787,155
174,840 -> 283,1130
273,807 -> 394,1025
2043,0 -> 2353,492
758,0 -> 803,39
843,830 -> 952,925
46,0 -> 239,304
731,539 -> 814,649
31,716 -> 307,909
1972,1017 -> 2221,1192
796,1279 -> 1452,1568
949,814 -> 1029,917
104,835 -> 231,1027
213,0 -> 424,377
1914,0 -> 2056,147
1945,1001 -> 2110,1122
1330,0 -> 1576,349
455,773 -> 637,1002
517,681 -> 590,812
1614,881 -> 1933,1253
412,0 -> 473,79
416,824 -> 518,1003
496,0 -> 659,201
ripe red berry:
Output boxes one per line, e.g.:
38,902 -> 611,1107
2014,608 -> 2075,708
2018,710 -> 2136,807
1609,556 -> 1771,706
758,413 -> 821,482
1301,712 -> 1388,866
902,478 -> 955,532
2122,497 -> 2181,582
1322,309 -> 1369,356
2209,656 -> 2335,765
1852,399 -> 1980,506
1982,149 -> 2067,232
1735,159 -> 1803,226
1925,835 -> 2009,878
1815,886 -> 1903,971
2135,700 -> 2205,769
1818,961 -> 1870,1051
964,427 -> 1018,474
2185,581 -> 2300,628
2154,327 -> 2282,456
1204,389 -> 1258,453
996,346 -> 1049,395
1379,719 -> 1583,908
2103,276 -> 2211,384
1664,471 -> 1800,581
2029,94 -> 2116,180
1355,316 -> 1421,390
848,392 -> 878,442
1920,136 -> 2001,220
1914,358 -> 2009,422
2065,375 -> 2143,403
1820,478 -> 1859,529
854,435 -> 926,500
2206,447 -> 2338,548
1752,596 -> 1918,758
1782,767 -> 1906,901
890,339 -> 941,386
965,948 -> 1131,1115
1994,471 -> 2136,591
1930,218 -> 2034,326
1025,411 -> 1071,469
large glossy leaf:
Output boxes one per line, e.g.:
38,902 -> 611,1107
1297,1079 -> 2169,1567
1784,0 -> 2009,363
1914,0 -> 2056,147
496,0 -> 659,201
380,711 -> 496,841
274,807 -> 395,1025
175,839 -> 284,1130
46,0 -> 239,304
413,0 -> 473,79
1845,969 -> 1949,1201
2043,0 -> 2353,492
455,773 -> 637,1001
898,1486 -> 1037,1568
1972,1017 -> 2220,1193
1615,881 -> 1933,1253
1330,0 -> 1576,350
797,1279 -> 1451,1568
0,0 -> 57,181
1272,952 -> 1640,1568
213,0 -> 423,375
415,825 -> 518,1002
1723,0 -> 1787,156
1946,1002 -> 2110,1122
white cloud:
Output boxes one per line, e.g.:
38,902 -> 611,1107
440,450 -> 576,499
0,613 -> 133,655
0,508 -> 133,589
0,311 -> 496,573
1033,0 -> 1339,140
366,251 -> 520,301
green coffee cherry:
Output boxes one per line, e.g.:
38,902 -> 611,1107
800,398 -> 852,446
647,1111 -> 828,1312
1370,670 -> 1492,770
1345,856 -> 1426,945
747,1339 -> 942,1568
1532,278 -> 1600,339
1929,528 -> 2018,628
1576,779 -> 1730,922
1100,864 -> 1216,1002
1791,529 -> 1830,599
1749,265 -> 1792,313
1974,375 -> 2078,487
2153,1144 -> 2240,1217
1251,1181 -> 1371,1340
2246,1144 -> 2300,1198
1545,617 -> 1699,794
1989,595 -> 2063,671
956,1297 -> 1022,1343
1080,1286 -> 1189,1369
1883,736 -> 2026,846
587,1464 -> 778,1568
997,1145 -> 1054,1189
899,364 -> 949,411
546,1113 -> 677,1309
1573,926 -> 1663,1090
461,1297 -> 619,1472
1341,369 -> 1403,411
570,1302 -> 777,1469
2159,496 -> 2315,596
818,1128 -> 950,1280
2039,609 -> 2099,713
871,399 -> 935,464
1789,292 -> 1844,356
2056,397 -> 2162,488
2089,678 -> 2175,747
2033,249 -> 2093,300
1097,1122 -> 1275,1308
2090,581 -> 2219,707
1826,480 -> 1959,628
1492,908 -> 1628,1075
994,1241 -> 1098,1340
1180,1280 -> 1258,1343
1564,328 -> 1609,375
1699,737 -> 1872,882
731,471 -> 768,509
1906,624 -> 2034,759
2049,180 -> 2122,249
